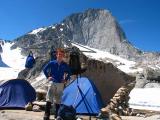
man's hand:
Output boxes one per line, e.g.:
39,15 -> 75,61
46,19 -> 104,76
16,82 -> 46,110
48,77 -> 53,81
61,79 -> 67,83
62,79 -> 67,88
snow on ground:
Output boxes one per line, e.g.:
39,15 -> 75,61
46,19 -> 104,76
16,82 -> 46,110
129,88 -> 160,111
72,42 -> 143,74
0,42 -> 26,81
60,28 -> 63,31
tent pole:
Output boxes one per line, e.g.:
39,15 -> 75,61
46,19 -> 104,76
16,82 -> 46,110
76,76 -> 94,119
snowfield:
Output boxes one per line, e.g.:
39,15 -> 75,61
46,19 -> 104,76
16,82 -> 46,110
129,88 -> 160,111
0,42 -> 26,81
72,42 -> 143,74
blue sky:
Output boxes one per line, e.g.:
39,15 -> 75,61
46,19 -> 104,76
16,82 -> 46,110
0,0 -> 159,52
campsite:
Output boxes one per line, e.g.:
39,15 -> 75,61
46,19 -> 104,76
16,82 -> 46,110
1,35 -> 160,120
1,40 -> 160,120
0,42 -> 106,120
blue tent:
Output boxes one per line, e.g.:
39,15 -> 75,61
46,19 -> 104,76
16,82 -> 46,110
61,77 -> 104,115
0,79 -> 36,108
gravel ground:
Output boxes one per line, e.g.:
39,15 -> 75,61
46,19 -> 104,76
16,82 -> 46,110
121,115 -> 160,120
0,110 -> 45,120
1,109 -> 160,120
0,110 -> 97,120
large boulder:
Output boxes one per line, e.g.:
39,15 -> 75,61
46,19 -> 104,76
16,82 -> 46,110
135,68 -> 160,88
135,73 -> 149,88
81,55 -> 135,104
144,68 -> 160,81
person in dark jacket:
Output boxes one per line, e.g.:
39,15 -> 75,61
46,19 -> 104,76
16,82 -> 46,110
25,51 -> 35,68
49,46 -> 57,61
43,48 -> 71,120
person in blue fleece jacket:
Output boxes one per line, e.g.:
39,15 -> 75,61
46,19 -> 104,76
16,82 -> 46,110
43,48 -> 70,120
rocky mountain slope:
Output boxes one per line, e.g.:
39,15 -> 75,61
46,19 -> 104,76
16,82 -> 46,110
12,9 -> 137,58
62,9 -> 141,60
11,9 -> 160,63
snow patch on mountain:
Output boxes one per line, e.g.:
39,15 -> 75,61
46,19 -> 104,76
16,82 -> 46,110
72,42 -> 143,74
0,42 -> 26,81
28,27 -> 46,35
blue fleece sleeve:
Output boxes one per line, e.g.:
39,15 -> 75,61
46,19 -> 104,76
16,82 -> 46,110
43,62 -> 51,79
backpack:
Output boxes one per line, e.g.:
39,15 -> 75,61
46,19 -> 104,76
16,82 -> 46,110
25,55 -> 35,68
58,104 -> 76,120
69,47 -> 81,75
